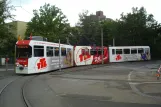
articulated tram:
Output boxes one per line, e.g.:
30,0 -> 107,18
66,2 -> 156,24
15,37 -> 109,74
15,36 -> 150,74
109,46 -> 151,62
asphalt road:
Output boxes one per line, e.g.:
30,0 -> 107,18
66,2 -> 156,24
0,61 -> 161,107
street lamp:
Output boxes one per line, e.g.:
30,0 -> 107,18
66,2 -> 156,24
59,39 -> 61,71
113,38 -> 115,46
58,32 -> 73,71
66,32 -> 73,45
101,27 -> 104,64
99,20 -> 104,64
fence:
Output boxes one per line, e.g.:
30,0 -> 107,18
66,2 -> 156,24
0,55 -> 15,65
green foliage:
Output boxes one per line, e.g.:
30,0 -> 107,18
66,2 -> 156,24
116,7 -> 161,58
68,26 -> 81,45
0,0 -> 16,56
25,3 -> 70,43
74,7 -> 161,59
102,20 -> 119,46
74,10 -> 102,45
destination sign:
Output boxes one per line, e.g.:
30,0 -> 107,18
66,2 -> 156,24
17,45 -> 29,48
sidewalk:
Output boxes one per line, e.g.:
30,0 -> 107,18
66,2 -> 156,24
0,64 -> 14,71
130,67 -> 161,82
0,68 -> 14,71
129,67 -> 161,100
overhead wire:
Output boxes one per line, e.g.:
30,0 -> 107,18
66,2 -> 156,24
13,0 -> 32,16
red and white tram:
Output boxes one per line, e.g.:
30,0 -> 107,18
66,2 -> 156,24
15,37 -> 109,74
15,36 -> 151,74
16,40 -> 74,74
109,46 -> 151,62
74,46 -> 108,66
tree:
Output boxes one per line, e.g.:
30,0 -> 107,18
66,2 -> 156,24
116,7 -> 161,58
75,10 -> 102,46
0,0 -> 16,56
68,26 -> 82,45
75,10 -> 120,46
25,3 -> 70,43
102,20 -> 119,46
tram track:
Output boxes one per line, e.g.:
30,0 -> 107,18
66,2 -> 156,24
0,75 -> 38,107
0,64 -> 108,107
22,75 -> 39,107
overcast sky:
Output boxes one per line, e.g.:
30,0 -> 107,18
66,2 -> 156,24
9,0 -> 161,26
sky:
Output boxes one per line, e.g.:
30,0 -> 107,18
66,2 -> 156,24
9,0 -> 161,26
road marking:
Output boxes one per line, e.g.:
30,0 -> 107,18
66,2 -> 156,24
127,68 -> 161,100
0,69 -> 14,71
142,81 -> 161,84
129,82 -> 140,85
128,71 -> 133,81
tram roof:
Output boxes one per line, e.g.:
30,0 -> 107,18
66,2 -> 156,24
109,46 -> 150,49
16,40 -> 73,47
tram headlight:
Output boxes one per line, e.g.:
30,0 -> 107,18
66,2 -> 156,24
16,62 -> 19,67
24,65 -> 27,67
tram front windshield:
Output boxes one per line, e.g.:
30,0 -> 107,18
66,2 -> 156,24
16,45 -> 32,58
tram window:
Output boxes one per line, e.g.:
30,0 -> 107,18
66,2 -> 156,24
46,46 -> 53,57
116,49 -> 122,54
98,49 -> 103,55
82,48 -> 89,55
34,46 -> 44,57
123,49 -> 130,54
16,45 -> 32,58
67,48 -> 71,53
54,47 -> 59,56
34,46 -> 44,49
90,49 -> 97,55
112,49 -> 115,55
86,49 -> 89,54
144,48 -> 150,54
138,48 -> 144,53
61,48 -> 66,56
98,50 -> 101,55
131,48 -> 137,54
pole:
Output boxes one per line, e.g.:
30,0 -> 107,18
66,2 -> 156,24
6,61 -> 8,71
14,45 -> 16,72
101,27 -> 104,64
66,37 -> 70,45
113,38 -> 115,46
59,39 -> 61,71
5,57 -> 8,72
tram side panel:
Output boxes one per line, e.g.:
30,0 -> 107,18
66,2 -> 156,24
109,47 -> 124,62
27,45 -> 74,74
74,46 -> 93,66
91,46 -> 109,64
74,46 -> 109,66
109,46 -> 151,63
16,40 -> 74,74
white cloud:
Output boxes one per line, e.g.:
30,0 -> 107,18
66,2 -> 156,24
9,0 -> 161,26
